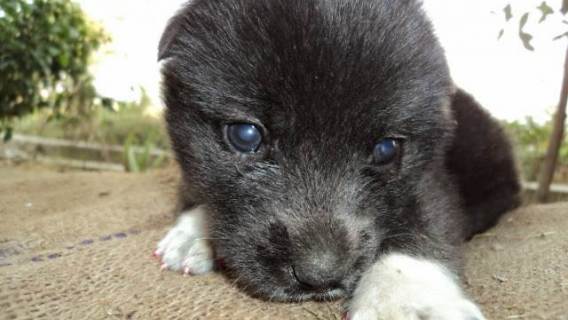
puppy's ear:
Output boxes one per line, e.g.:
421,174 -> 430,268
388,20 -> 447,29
158,8 -> 187,61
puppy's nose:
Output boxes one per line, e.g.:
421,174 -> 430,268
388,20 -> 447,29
293,252 -> 345,290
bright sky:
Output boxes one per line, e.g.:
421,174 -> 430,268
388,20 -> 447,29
78,0 -> 567,122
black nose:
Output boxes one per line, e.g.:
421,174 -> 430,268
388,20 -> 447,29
292,253 -> 346,291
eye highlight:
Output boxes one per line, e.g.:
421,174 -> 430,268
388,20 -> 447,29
373,138 -> 400,165
226,123 -> 263,153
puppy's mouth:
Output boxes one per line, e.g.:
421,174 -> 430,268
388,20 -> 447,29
301,288 -> 346,302
277,286 -> 346,303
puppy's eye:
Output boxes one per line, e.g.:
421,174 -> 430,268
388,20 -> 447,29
226,123 -> 263,153
373,139 -> 400,165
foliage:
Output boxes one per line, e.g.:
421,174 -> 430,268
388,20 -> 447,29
13,90 -> 170,172
0,0 -> 108,139
504,118 -> 568,180
499,1 -> 568,196
498,1 -> 568,49
14,89 -> 169,149
124,132 -> 167,173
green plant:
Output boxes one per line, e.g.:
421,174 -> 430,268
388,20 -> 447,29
504,117 -> 568,180
498,1 -> 568,47
498,1 -> 568,201
0,0 -> 109,139
124,132 -> 167,173
14,86 -> 169,147
12,98 -> 170,172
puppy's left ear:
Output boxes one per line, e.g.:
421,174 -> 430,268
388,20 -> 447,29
158,8 -> 187,61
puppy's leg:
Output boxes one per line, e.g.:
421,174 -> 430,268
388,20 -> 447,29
347,253 -> 485,320
155,205 -> 214,275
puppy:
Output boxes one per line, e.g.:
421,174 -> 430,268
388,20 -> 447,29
155,0 -> 521,319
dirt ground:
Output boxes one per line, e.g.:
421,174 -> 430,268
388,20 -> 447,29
0,163 -> 567,320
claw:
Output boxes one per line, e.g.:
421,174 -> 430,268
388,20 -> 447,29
160,263 -> 168,271
152,250 -> 161,259
342,313 -> 350,320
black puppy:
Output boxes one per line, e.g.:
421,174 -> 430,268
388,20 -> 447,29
155,0 -> 520,319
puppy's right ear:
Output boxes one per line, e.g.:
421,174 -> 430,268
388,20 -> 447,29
158,8 -> 187,61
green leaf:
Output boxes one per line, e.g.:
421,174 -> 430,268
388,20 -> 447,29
504,4 -> 513,21
126,146 -> 140,173
58,53 -> 70,68
3,127 -> 13,142
519,13 -> 535,51
520,12 -> 530,29
0,0 -> 109,122
101,97 -> 115,111
519,31 -> 535,51
537,2 -> 554,23
47,47 -> 61,57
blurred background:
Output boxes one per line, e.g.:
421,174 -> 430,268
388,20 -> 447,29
1,0 -> 567,203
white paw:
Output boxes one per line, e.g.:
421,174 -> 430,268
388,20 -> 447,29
347,254 -> 486,320
155,206 -> 214,275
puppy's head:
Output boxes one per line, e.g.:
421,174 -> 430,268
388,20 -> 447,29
160,0 -> 454,301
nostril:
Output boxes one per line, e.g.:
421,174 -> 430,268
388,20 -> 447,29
292,265 -> 340,291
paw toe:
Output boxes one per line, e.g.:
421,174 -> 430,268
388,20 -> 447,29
155,234 -> 213,274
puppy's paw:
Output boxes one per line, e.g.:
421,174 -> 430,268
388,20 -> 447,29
348,297 -> 484,320
347,254 -> 485,320
155,206 -> 214,275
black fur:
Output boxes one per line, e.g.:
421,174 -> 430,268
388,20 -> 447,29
446,89 -> 521,239
159,0 -> 520,302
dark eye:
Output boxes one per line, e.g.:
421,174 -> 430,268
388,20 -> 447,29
226,123 -> 263,153
373,139 -> 400,165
